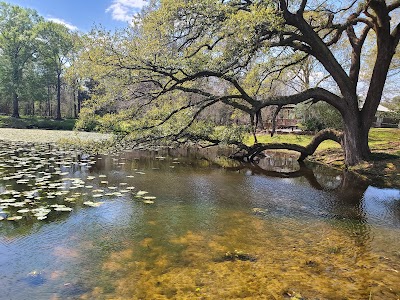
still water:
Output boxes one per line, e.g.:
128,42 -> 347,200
0,141 -> 399,299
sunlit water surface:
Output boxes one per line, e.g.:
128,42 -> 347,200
0,142 -> 399,300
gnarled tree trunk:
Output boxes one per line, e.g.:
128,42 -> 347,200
341,111 -> 371,166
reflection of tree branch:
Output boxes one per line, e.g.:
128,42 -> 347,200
227,156 -> 370,225
250,160 -> 325,190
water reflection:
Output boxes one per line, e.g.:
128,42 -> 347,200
0,142 -> 399,299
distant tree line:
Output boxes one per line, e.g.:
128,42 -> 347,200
0,2 -> 91,120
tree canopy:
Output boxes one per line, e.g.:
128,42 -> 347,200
0,2 -> 43,117
76,0 -> 400,165
38,21 -> 77,119
0,2 -> 80,119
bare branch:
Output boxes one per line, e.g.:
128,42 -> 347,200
297,0 -> 308,15
388,1 -> 400,12
240,129 -> 342,162
259,87 -> 344,112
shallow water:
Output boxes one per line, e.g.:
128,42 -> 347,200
0,142 -> 399,299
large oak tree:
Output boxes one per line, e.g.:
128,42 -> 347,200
78,0 -> 400,166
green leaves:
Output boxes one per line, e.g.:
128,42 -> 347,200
0,2 -> 79,118
0,2 -> 43,88
72,0 -> 282,146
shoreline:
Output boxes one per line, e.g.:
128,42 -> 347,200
308,147 -> 400,189
1,128 -> 399,188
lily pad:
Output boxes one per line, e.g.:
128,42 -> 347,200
83,201 -> 102,207
7,216 -> 23,221
136,191 -> 148,196
54,207 -> 73,212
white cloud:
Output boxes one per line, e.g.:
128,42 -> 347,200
106,0 -> 147,22
47,17 -> 79,31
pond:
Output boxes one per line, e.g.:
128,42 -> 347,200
0,141 -> 399,300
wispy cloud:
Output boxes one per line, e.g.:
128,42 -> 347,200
106,0 -> 147,22
47,17 -> 79,31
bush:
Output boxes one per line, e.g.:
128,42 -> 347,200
302,117 -> 325,131
0,116 -> 76,130
296,102 -> 343,131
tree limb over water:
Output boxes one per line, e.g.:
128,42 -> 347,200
231,129 -> 342,162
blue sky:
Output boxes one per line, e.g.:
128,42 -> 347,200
3,0 -> 147,31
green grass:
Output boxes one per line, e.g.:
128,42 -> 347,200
245,132 -> 339,150
368,128 -> 399,145
0,115 -> 77,130
246,128 -> 400,152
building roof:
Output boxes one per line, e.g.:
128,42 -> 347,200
377,104 -> 391,112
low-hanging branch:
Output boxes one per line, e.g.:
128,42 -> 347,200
233,129 -> 343,162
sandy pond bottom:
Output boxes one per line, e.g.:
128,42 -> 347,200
0,142 -> 399,300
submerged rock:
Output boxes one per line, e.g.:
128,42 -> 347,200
21,270 -> 46,286
214,250 -> 257,263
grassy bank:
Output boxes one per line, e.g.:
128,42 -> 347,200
0,115 -> 76,130
247,128 -> 399,153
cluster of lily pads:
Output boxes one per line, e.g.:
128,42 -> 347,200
0,141 -> 157,222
